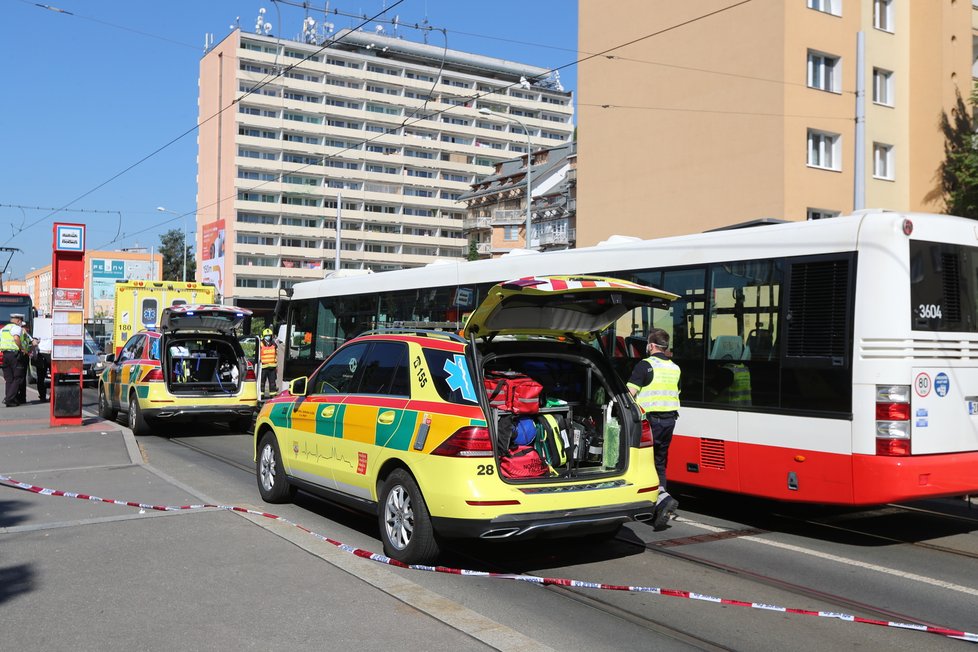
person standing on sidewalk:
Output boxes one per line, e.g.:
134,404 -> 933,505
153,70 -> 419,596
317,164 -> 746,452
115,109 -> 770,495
259,328 -> 279,399
31,326 -> 52,402
627,328 -> 681,530
1,313 -> 30,407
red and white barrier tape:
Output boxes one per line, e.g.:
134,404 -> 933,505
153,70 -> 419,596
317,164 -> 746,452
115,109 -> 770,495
1,473 -> 975,644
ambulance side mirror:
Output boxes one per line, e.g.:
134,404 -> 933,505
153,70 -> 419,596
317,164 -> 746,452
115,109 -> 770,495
289,376 -> 308,397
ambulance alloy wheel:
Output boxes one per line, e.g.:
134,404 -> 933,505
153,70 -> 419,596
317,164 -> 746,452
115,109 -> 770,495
257,431 -> 295,503
98,385 -> 117,421
128,394 -> 150,436
378,469 -> 439,565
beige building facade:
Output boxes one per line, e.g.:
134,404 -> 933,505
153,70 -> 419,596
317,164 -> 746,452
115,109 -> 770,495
197,29 -> 574,310
577,0 -> 975,245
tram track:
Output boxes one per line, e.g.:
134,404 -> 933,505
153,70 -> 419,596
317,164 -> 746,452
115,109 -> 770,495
167,433 -> 256,476
640,531 -> 951,630
673,487 -> 978,564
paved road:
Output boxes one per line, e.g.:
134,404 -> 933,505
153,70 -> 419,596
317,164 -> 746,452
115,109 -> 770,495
1,382 -> 975,650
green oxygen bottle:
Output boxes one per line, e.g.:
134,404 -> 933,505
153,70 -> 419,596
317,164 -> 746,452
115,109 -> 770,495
603,399 -> 620,469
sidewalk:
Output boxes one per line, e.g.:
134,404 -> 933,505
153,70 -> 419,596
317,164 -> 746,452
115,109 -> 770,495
0,382 -> 549,651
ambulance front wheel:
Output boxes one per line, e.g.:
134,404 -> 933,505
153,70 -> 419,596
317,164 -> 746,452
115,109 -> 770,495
257,431 -> 295,503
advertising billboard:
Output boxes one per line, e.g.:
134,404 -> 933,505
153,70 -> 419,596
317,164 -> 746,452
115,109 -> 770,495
90,257 -> 157,318
201,219 -> 225,297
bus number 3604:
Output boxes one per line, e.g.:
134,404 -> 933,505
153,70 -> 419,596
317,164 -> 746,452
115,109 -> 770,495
918,304 -> 943,319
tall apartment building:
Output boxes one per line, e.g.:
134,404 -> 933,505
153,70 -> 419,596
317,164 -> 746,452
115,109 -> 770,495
197,28 -> 574,312
577,0 -> 975,245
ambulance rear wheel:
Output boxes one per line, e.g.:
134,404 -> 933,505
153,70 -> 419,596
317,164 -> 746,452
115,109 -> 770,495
378,469 -> 439,565
128,394 -> 150,436
98,385 -> 117,421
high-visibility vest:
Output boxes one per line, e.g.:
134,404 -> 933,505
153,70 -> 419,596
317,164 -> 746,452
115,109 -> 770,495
260,342 -> 277,367
1,324 -> 21,352
633,356 -> 681,414
722,363 -> 752,406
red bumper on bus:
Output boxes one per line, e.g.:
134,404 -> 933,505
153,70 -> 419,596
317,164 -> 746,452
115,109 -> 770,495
670,436 -> 978,505
851,451 -> 978,505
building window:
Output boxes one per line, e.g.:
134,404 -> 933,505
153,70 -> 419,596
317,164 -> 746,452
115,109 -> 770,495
807,0 -> 841,15
807,129 -> 841,170
872,68 -> 893,106
873,142 -> 894,180
807,208 -> 840,220
503,225 -> 520,241
807,51 -> 840,92
873,0 -> 893,31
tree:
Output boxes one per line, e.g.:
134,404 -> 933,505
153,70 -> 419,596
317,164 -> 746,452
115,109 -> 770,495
466,239 -> 481,261
932,87 -> 978,219
158,229 -> 197,281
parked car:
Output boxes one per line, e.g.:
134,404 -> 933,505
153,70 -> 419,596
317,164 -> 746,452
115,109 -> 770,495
253,276 -> 676,564
28,332 -> 104,387
98,305 -> 259,435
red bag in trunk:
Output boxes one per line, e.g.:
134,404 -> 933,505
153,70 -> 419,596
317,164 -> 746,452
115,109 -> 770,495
500,445 -> 549,478
484,371 -> 542,414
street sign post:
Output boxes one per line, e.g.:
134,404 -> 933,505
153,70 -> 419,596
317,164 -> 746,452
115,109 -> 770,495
51,223 -> 86,426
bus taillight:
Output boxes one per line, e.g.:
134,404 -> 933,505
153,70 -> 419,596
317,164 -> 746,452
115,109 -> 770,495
875,385 -> 910,456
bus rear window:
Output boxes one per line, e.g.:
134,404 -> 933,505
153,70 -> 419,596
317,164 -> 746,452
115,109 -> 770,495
909,240 -> 978,332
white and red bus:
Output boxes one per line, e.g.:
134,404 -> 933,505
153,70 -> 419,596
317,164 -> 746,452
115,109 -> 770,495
0,291 -> 34,366
279,210 -> 978,505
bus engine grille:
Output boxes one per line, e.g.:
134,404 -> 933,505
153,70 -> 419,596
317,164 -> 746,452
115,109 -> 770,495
699,438 -> 726,470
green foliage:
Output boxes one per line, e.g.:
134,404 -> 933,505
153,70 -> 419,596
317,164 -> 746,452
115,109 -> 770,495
933,87 -> 978,219
466,239 -> 481,261
158,229 -> 197,281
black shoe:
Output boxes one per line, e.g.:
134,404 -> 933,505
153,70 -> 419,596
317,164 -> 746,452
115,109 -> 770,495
653,495 -> 679,531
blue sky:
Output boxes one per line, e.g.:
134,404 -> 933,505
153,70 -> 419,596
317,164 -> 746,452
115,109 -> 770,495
2,0 -> 577,279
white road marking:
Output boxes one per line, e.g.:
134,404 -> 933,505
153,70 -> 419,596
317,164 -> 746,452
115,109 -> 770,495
675,517 -> 978,597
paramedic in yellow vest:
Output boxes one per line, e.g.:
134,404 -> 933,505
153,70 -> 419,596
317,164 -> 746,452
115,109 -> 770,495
259,328 -> 279,398
718,362 -> 752,407
627,328 -> 681,529
1,313 -> 30,407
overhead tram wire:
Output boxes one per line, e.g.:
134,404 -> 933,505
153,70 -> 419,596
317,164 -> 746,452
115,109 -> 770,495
8,1 -> 406,248
46,0 -> 757,247
26,0 -> 200,50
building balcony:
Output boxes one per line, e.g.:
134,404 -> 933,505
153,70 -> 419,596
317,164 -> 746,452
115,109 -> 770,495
536,228 -> 576,247
492,209 -> 525,225
463,216 -> 492,231
476,242 -> 491,255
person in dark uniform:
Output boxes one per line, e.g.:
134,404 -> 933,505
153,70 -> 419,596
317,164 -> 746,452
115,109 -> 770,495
31,330 -> 51,402
627,328 -> 681,530
1,313 -> 29,407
